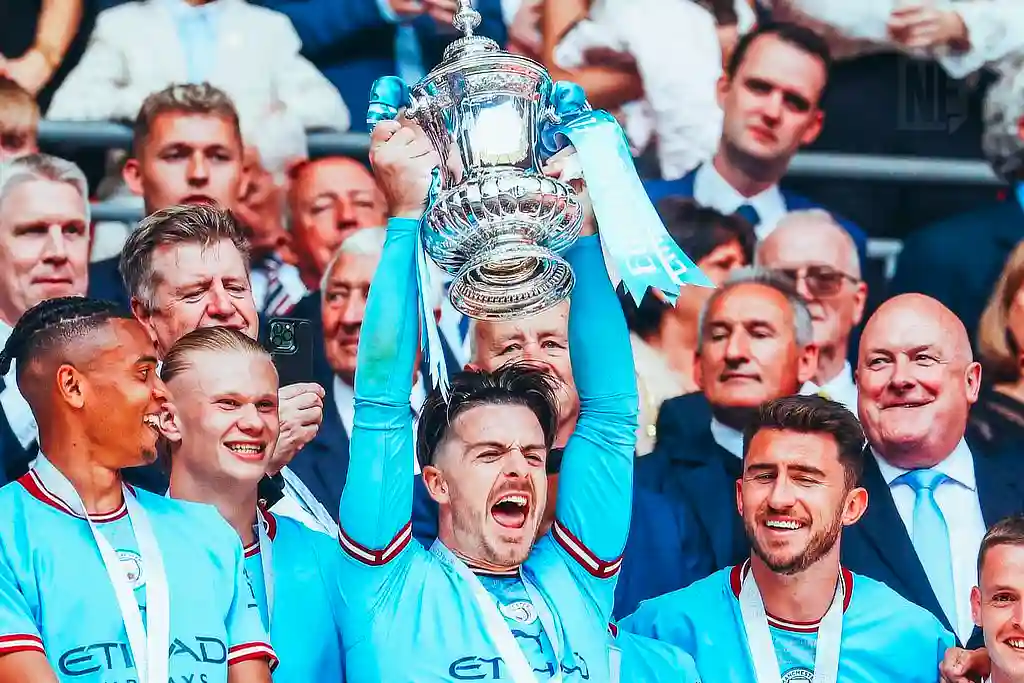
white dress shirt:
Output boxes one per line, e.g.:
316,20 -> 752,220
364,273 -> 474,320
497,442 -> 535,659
710,417 -> 745,459
693,162 -> 789,239
801,361 -> 859,416
872,438 -> 986,643
0,321 -> 38,451
554,0 -> 745,179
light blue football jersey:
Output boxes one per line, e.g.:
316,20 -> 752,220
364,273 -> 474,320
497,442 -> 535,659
621,562 -> 955,682
608,623 -> 701,682
242,510 -> 346,683
0,470 -> 275,681
334,222 -> 638,681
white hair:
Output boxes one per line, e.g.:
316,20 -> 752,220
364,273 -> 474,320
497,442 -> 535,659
756,209 -> 861,278
697,266 -> 815,350
319,226 -> 387,295
0,153 -> 91,225
317,228 -> 446,314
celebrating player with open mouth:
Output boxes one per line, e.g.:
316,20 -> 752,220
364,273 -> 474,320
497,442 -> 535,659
332,119 -> 639,681
0,297 -> 275,683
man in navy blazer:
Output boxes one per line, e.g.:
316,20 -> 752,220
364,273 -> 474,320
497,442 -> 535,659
0,153 -> 94,486
251,0 -> 507,130
637,267 -> 818,571
644,22 -> 868,265
843,293 -> 1024,649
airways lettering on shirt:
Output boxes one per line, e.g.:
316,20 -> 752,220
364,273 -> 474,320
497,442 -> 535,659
57,636 -> 227,677
446,651 -> 591,680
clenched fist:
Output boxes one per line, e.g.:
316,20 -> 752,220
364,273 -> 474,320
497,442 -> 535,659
369,120 -> 441,221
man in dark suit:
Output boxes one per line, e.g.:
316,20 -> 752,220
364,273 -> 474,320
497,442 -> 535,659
843,293 -> 1024,649
638,266 -> 818,571
410,297 -> 716,618
888,67 -> 1024,348
0,153 -> 92,484
251,0 -> 507,130
644,22 -> 868,265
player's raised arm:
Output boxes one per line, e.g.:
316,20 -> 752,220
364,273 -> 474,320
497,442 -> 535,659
337,119 -> 439,566
551,195 -> 639,599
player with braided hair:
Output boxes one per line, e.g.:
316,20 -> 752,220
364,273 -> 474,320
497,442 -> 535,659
0,296 -> 276,683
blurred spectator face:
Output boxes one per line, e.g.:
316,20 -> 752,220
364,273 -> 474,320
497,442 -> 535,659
0,79 -> 39,162
124,111 -> 245,214
236,147 -> 292,259
0,178 -> 89,325
289,158 -> 387,283
470,301 -> 580,433
696,283 -> 817,410
676,239 -> 748,320
857,295 -> 981,468
321,249 -> 380,385
140,239 -> 258,357
757,215 -> 866,367
165,348 -> 280,489
972,541 -> 1024,683
718,33 -> 826,168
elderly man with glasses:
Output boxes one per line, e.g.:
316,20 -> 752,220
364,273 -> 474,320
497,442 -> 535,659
756,209 -> 867,414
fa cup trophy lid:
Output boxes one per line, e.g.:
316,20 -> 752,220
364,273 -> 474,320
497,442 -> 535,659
441,0 -> 502,61
420,0 -> 547,81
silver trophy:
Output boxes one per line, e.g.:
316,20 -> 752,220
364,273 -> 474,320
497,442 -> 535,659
392,1 -> 584,321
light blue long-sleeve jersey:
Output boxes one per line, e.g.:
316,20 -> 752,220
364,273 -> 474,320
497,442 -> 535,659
332,218 -> 639,681
242,510 -> 346,683
621,563 -> 955,683
0,473 -> 274,681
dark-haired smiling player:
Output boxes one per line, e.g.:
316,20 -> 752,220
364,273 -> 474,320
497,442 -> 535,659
0,297 -> 275,683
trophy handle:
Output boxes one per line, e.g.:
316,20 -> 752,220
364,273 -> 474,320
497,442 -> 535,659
366,76 -> 411,128
539,80 -> 592,158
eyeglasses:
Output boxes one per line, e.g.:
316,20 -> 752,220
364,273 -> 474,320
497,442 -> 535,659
773,265 -> 860,298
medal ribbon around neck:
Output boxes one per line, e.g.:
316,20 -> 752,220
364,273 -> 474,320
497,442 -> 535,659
34,454 -> 170,683
256,507 -> 275,631
738,561 -> 844,683
429,540 -> 564,683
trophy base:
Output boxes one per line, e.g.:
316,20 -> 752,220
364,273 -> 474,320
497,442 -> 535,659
448,241 -> 575,322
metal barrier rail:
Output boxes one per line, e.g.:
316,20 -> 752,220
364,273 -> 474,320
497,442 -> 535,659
39,120 -> 992,276
40,120 -> 1004,186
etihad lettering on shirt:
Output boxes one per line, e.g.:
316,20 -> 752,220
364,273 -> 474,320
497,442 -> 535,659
447,652 -> 591,680
58,636 -> 227,677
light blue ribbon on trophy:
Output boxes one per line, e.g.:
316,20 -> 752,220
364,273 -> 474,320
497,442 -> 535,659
368,76 -> 451,399
539,82 -> 714,304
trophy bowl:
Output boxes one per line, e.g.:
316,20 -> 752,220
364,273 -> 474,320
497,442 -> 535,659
403,5 -> 585,322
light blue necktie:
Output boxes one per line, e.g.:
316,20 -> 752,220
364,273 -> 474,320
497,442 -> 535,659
899,469 -> 957,627
177,8 -> 218,83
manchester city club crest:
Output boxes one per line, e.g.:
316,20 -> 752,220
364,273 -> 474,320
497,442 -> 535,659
499,601 -> 538,625
117,550 -> 146,590
782,667 -> 814,683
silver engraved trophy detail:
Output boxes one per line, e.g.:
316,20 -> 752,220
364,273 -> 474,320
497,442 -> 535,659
372,0 -> 584,322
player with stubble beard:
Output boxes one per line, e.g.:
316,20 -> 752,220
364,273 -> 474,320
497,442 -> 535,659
624,395 -> 954,682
